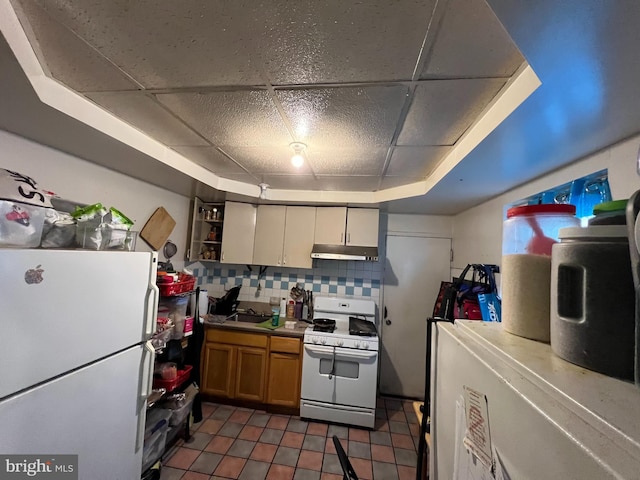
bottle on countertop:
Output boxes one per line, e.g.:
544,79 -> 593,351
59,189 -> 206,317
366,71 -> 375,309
286,300 -> 295,318
280,298 -> 287,318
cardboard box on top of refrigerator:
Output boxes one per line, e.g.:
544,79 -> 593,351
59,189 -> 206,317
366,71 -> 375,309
0,169 -> 52,247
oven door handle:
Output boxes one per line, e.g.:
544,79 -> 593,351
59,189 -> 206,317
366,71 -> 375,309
334,350 -> 378,360
304,344 -> 334,356
328,349 -> 336,380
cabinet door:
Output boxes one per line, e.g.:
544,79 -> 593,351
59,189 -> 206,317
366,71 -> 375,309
253,205 -> 286,266
283,206 -> 316,268
314,207 -> 347,245
187,197 -> 205,262
346,208 -> 379,247
221,202 -> 257,264
235,346 -> 267,402
201,343 -> 235,398
267,352 -> 301,408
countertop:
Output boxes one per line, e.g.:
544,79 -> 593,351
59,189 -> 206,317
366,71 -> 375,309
203,315 -> 309,338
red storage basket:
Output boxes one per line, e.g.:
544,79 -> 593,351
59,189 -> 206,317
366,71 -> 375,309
152,365 -> 193,392
157,274 -> 195,296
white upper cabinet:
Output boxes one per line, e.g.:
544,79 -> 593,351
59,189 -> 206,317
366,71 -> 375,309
314,207 -> 347,245
346,208 -> 379,247
253,205 -> 316,268
283,206 -> 316,269
314,207 -> 379,247
220,202 -> 257,264
252,205 -> 287,266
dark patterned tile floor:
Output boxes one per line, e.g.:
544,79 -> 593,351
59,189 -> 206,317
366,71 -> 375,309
160,397 -> 419,480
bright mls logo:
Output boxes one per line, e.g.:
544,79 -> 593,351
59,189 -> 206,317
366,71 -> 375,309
0,455 -> 77,479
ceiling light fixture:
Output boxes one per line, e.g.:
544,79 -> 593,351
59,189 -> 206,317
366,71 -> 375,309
258,183 -> 269,200
290,142 -> 306,168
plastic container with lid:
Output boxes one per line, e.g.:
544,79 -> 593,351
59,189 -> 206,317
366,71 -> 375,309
550,225 -> 635,380
589,199 -> 628,225
501,204 -> 579,342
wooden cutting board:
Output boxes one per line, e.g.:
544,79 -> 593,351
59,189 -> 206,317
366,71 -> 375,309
140,207 -> 176,251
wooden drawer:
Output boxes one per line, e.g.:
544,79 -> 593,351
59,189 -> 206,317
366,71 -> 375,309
206,329 -> 267,348
270,336 -> 300,354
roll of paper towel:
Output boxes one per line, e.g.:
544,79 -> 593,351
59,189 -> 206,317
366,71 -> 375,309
190,290 -> 209,317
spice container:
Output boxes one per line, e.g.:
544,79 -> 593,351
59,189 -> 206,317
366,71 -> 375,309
589,199 -> 628,225
550,225 -> 635,379
501,204 -> 579,342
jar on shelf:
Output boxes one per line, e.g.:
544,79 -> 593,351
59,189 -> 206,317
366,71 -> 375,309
501,204 -> 579,342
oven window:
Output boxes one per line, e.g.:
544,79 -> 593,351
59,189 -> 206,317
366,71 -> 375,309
319,358 -> 360,379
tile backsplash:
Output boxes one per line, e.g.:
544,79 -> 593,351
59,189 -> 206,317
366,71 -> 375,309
187,259 -> 382,306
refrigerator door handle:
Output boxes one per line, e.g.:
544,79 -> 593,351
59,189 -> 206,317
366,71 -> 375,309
144,282 -> 159,338
136,341 -> 155,453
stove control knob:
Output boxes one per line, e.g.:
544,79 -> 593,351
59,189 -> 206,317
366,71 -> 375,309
312,337 -> 319,344
362,342 -> 369,349
336,339 -> 344,347
321,337 -> 327,345
354,341 -> 361,348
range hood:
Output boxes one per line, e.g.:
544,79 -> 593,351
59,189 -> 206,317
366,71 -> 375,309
310,244 -> 379,262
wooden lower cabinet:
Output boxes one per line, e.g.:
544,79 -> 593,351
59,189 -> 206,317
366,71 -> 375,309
201,342 -> 235,397
235,346 -> 267,402
267,336 -> 302,408
201,329 -> 302,410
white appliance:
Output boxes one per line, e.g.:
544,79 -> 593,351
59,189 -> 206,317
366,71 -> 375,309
431,320 -> 640,479
300,296 -> 378,429
0,249 -> 158,480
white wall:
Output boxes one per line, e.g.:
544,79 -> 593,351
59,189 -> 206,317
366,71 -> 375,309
452,133 -> 640,277
0,129 -> 191,261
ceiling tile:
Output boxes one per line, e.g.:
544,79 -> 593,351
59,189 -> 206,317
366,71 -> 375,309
420,0 -> 523,78
13,0 -> 138,92
307,147 -> 387,175
380,176 -> 424,189
222,146 -> 314,176
86,92 -> 208,146
156,91 -> 292,147
277,86 -> 408,148
33,0 -> 266,88
173,147 -> 248,174
256,0 -> 436,84
397,78 -> 506,146
386,146 -> 450,177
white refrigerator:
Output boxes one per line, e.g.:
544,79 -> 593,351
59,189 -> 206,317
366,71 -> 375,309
0,249 -> 158,479
431,320 -> 640,480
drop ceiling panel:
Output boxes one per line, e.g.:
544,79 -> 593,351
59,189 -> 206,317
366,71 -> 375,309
33,0 -> 265,88
256,0 -> 436,84
223,146 -> 314,175
172,146 -> 248,174
398,78 -> 506,146
386,146 -> 450,177
86,92 -> 208,146
13,0 -> 138,92
277,86 -> 408,147
420,0 -> 523,79
307,147 -> 388,175
156,91 -> 292,147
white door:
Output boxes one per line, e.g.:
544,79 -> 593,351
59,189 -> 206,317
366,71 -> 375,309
380,235 -> 451,398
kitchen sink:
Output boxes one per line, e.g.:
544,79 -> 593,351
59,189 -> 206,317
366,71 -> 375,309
236,312 -> 272,324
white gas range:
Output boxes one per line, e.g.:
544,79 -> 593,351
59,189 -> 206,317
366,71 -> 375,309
300,296 -> 379,429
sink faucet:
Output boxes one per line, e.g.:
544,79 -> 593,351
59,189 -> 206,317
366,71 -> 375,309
225,313 -> 238,322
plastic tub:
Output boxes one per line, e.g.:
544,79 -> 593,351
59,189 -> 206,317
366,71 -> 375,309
0,200 -> 48,247
501,204 -> 579,342
153,365 -> 193,392
550,225 -> 635,380
142,426 -> 167,473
